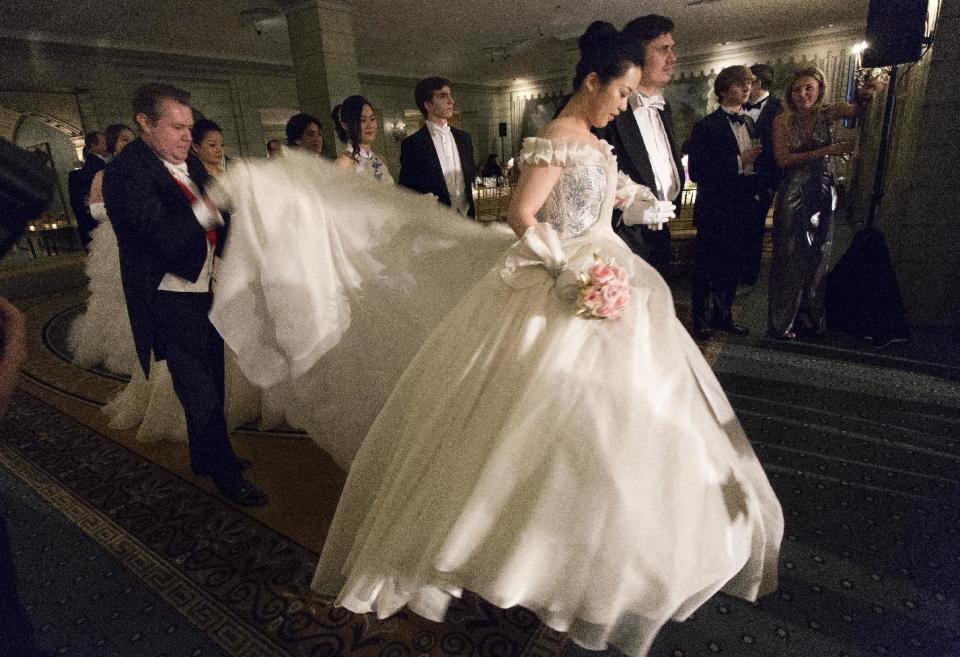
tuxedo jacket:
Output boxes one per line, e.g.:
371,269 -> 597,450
68,155 -> 106,247
687,108 -> 762,231
600,102 -> 686,215
752,95 -> 785,190
102,138 -> 228,376
398,125 -> 476,217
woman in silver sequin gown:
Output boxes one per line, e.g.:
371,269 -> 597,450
767,67 -> 862,339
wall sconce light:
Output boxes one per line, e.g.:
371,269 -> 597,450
240,7 -> 285,36
387,120 -> 406,141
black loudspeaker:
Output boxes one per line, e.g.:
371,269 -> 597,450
862,0 -> 927,67
498,122 -> 508,137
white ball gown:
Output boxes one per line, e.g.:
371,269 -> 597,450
68,201 -> 264,441
68,201 -> 139,376
210,142 -> 783,657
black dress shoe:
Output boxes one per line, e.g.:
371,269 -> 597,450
768,329 -> 797,341
692,327 -> 713,341
194,457 -> 252,477
712,321 -> 750,336
213,473 -> 268,507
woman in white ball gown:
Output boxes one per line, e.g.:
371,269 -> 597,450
69,124 -> 139,375
211,22 -> 782,657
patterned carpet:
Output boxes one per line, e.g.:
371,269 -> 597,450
3,288 -> 960,656
1,458 -> 231,657
3,389 -> 555,657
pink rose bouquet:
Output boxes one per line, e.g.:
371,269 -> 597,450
575,254 -> 630,319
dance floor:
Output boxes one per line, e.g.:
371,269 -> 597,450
3,284 -> 959,657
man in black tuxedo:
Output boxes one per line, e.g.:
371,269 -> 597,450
598,14 -> 684,278
68,131 -> 108,250
740,63 -> 785,286
687,65 -> 763,341
103,83 -> 266,507
398,77 -> 476,218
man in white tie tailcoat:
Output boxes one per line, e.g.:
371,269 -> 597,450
597,14 -> 685,278
398,77 -> 477,218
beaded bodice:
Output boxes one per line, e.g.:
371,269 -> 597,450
519,138 -> 615,238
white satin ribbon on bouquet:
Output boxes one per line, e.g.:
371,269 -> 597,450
499,223 -> 592,303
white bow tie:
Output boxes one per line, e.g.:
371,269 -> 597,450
634,93 -> 666,111
430,122 -> 452,137
162,159 -> 191,182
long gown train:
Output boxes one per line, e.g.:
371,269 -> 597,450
211,144 -> 783,657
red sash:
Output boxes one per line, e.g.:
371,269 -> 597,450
170,175 -> 217,248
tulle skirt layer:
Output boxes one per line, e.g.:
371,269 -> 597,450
104,355 -> 262,442
68,220 -> 139,375
210,153 -> 783,657
311,231 -> 782,657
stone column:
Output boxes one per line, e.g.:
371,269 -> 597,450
278,0 -> 360,157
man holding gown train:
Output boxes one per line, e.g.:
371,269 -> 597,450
104,83 -> 266,508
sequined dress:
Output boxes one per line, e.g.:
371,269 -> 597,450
233,137 -> 782,657
768,111 -> 837,336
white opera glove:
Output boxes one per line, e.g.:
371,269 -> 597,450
621,198 -> 676,231
502,223 -> 590,302
616,172 -> 674,230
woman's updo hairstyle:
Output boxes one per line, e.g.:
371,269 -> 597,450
104,123 -> 133,155
331,95 -> 373,161
191,118 -> 222,146
572,21 -> 642,90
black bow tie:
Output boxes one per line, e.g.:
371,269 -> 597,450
743,99 -> 766,111
727,113 -> 746,125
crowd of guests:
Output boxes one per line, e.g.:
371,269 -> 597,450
57,19 -> 885,514
59,21 -> 884,507
7,14 -> 792,657
686,63 -> 878,343
244,52 -> 872,349
24,11 -> 888,654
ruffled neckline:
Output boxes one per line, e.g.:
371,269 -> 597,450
518,137 -> 614,168
345,145 -> 376,160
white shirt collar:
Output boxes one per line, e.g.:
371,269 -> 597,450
426,120 -> 451,136
351,145 -> 373,159
162,159 -> 190,176
630,92 -> 666,112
